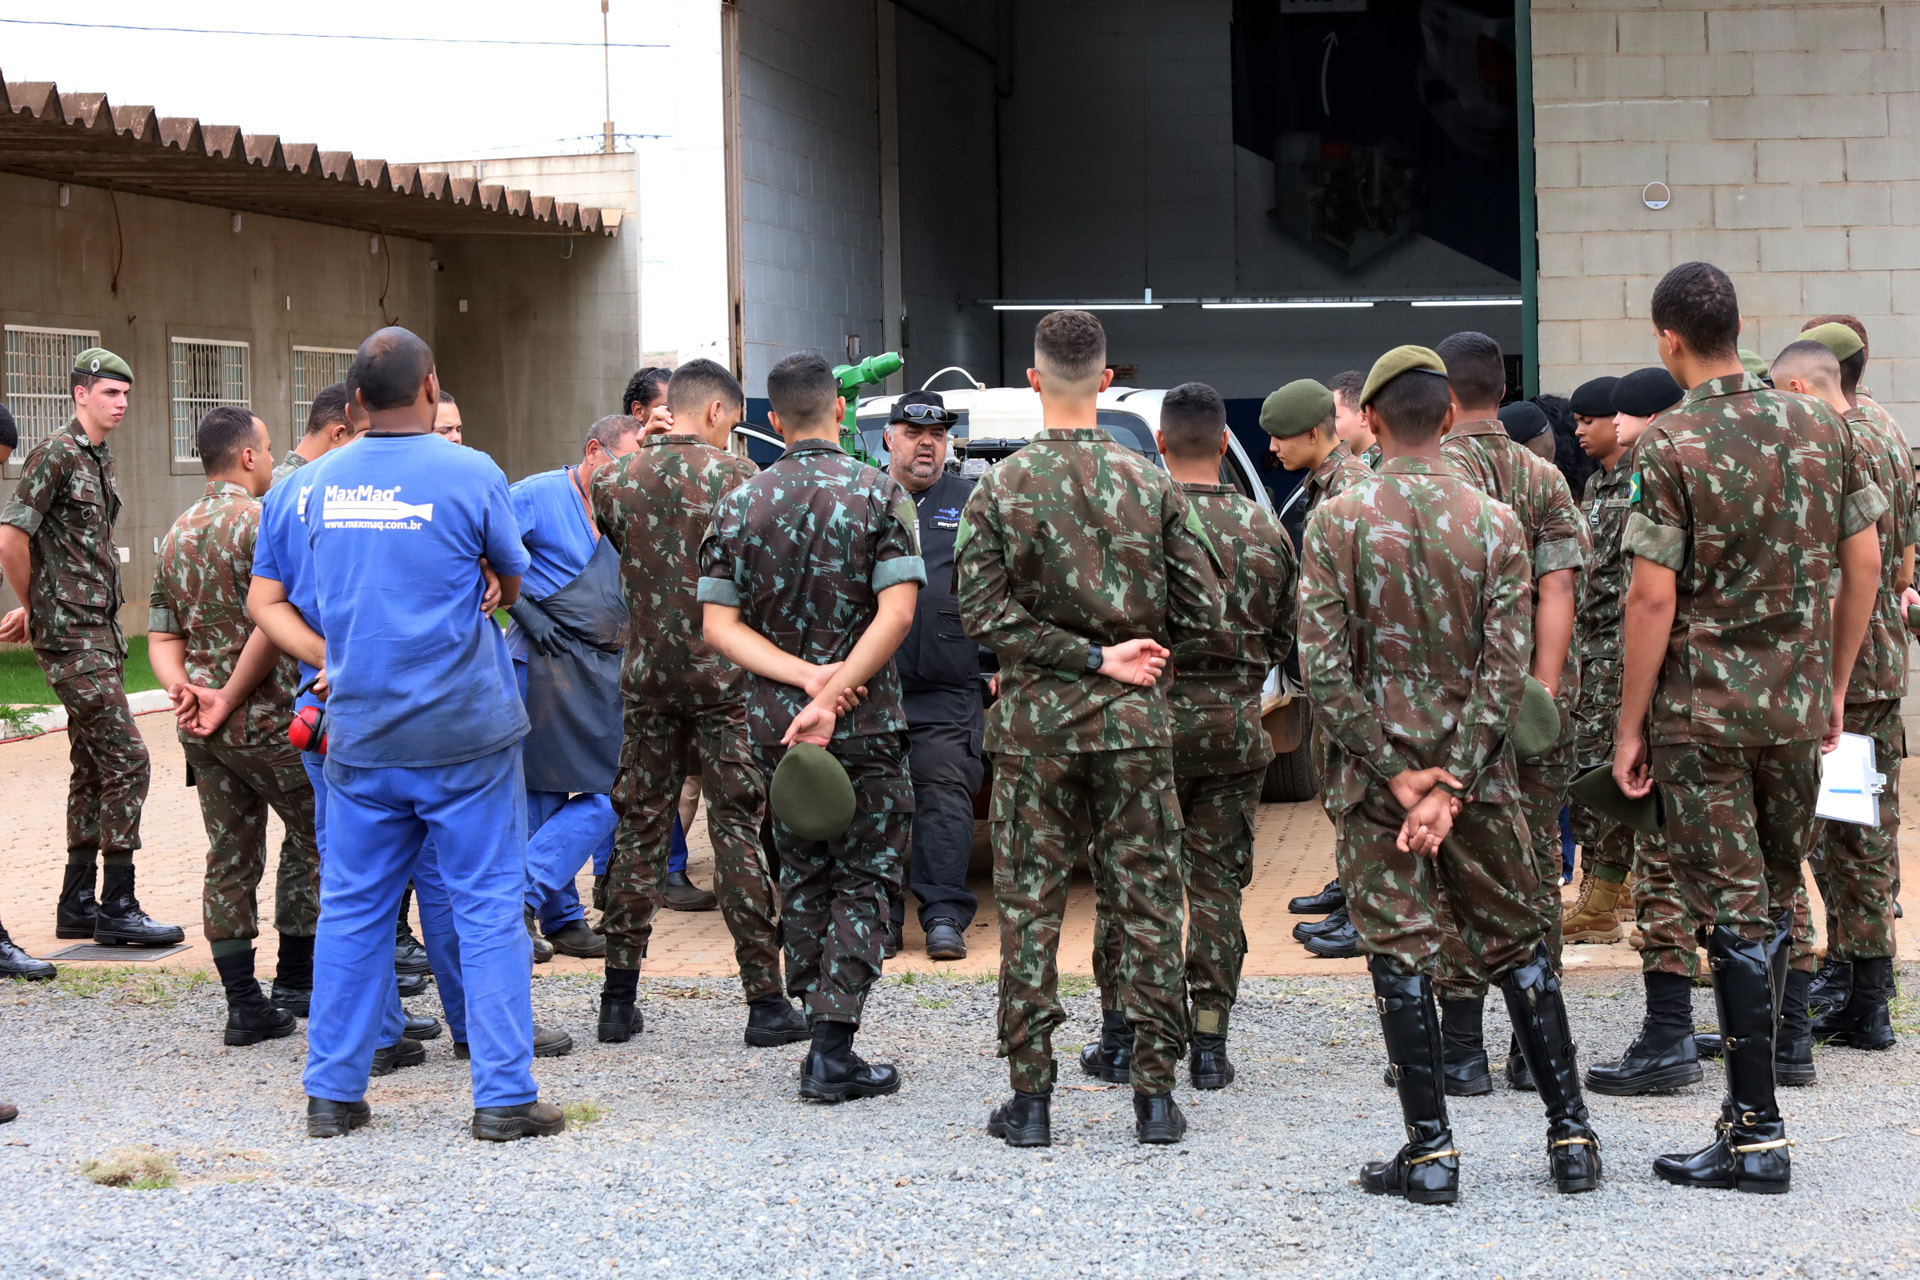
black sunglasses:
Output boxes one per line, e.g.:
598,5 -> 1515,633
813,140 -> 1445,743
892,403 -> 957,426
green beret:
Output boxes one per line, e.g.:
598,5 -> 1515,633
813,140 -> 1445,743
1738,349 -> 1770,379
1512,676 -> 1561,760
1360,345 -> 1447,407
1570,762 -> 1665,838
1906,602 -> 1920,634
1259,379 -> 1336,439
1801,322 -> 1865,362
769,743 -> 855,842
72,347 -> 132,385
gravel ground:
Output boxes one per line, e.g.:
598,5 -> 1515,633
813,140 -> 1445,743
3,966 -> 1919,1279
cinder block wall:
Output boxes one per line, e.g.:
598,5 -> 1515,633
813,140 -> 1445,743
1533,2 -> 1920,431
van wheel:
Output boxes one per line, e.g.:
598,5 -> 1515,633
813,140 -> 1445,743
1261,705 -> 1318,803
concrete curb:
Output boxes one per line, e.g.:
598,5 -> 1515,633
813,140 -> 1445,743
2,687 -> 172,740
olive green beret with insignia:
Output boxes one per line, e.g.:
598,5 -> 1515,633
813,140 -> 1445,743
1570,762 -> 1665,837
72,347 -> 133,385
770,743 -> 856,841
1359,345 -> 1447,407
1801,322 -> 1865,362
1738,349 -> 1771,379
1258,379 -> 1336,439
1512,675 -> 1561,760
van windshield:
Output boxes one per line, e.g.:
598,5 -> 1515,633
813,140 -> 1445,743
856,409 -> 1159,467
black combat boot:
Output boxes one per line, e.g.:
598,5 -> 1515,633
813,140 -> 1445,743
1133,1092 -> 1187,1145
0,921 -> 55,980
1813,956 -> 1897,1050
306,1097 -> 371,1139
1774,967 -> 1816,1086
1585,970 -> 1702,1095
524,907 -> 553,964
1189,1033 -> 1234,1090
1505,1031 -> 1536,1091
799,1020 -> 900,1102
744,991 -> 810,1047
1653,925 -> 1792,1194
988,1089 -> 1052,1147
404,1013 -> 443,1041
1288,879 -> 1344,915
214,947 -> 298,1047
1079,1008 -> 1133,1084
55,861 -> 98,939
272,933 -> 314,1017
599,967 -> 642,1043
1361,959 -> 1460,1205
1292,905 -> 1351,943
92,865 -> 185,947
396,970 -> 432,999
1303,910 -> 1361,959
370,1038 -> 427,1076
472,1101 -> 566,1142
1804,954 -> 1851,1021
1502,944 -> 1603,1194
394,923 -> 431,978
1441,996 -> 1494,1096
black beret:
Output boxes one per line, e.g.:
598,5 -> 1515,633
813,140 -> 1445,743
1612,367 -> 1684,418
1569,377 -> 1619,418
1497,401 -> 1549,443
0,402 -> 15,451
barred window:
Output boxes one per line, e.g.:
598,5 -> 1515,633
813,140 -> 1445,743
3,325 -> 101,469
170,338 -> 250,464
292,346 -> 355,445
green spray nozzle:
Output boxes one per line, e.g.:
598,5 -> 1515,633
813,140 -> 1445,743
832,351 -> 902,462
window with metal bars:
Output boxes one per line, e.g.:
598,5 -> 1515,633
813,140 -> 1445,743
292,347 -> 355,446
3,325 -> 101,470
170,338 -> 250,465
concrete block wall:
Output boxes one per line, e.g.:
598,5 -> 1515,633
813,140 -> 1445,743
1533,1 -> 1920,430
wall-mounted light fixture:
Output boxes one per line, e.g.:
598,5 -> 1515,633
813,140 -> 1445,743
59,184 -> 70,207
1409,298 -> 1523,308
231,212 -> 243,233
1201,301 -> 1374,310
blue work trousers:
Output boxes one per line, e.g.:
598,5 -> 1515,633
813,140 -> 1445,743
525,790 -> 617,933
304,745 -> 534,1108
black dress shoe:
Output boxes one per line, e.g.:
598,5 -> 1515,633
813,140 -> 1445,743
472,1101 -> 566,1142
396,971 -> 432,999
988,1090 -> 1052,1147
661,870 -> 718,913
1584,1031 -> 1703,1095
0,927 -> 54,981
882,921 -> 903,960
799,1023 -> 901,1102
547,920 -> 607,959
1291,905 -> 1351,943
270,984 -> 312,1017
1303,912 -> 1361,959
54,862 -> 97,939
1133,1092 -> 1187,1145
1189,1032 -> 1235,1089
745,992 -> 810,1047
924,921 -> 968,961
394,926 -> 431,978
370,1038 -> 427,1076
306,1097 -> 371,1139
92,866 -> 185,947
598,998 -> 641,1043
1288,878 -> 1345,916
454,1024 -> 574,1059
404,1013 -> 443,1041
1079,1009 -> 1133,1084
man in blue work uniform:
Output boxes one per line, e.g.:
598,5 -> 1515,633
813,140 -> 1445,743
881,391 -> 981,961
508,414 -> 643,958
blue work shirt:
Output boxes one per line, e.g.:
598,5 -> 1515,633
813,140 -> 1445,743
307,432 -> 530,769
253,451 -> 334,699
506,466 -> 598,663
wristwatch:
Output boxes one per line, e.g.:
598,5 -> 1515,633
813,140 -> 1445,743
1086,642 -> 1104,672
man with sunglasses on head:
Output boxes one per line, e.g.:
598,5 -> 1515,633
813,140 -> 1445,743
881,390 -> 982,961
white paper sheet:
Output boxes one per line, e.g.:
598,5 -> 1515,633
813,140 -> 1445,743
1816,732 -> 1883,827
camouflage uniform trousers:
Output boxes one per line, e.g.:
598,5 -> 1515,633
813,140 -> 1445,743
1337,777 -> 1543,984
993,747 -> 1188,1094
1435,751 -> 1571,1000
603,699 -> 779,994
1652,740 -> 1819,973
1631,826 -> 1699,980
753,733 -> 912,1025
180,738 -> 320,942
1810,699 -> 1903,961
48,661 -> 151,859
1090,764 -> 1262,1037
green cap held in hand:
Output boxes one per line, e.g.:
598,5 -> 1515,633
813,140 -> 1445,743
1513,675 -> 1561,760
770,743 -> 856,842
1570,762 -> 1665,837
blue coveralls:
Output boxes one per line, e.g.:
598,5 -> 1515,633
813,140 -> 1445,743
254,457 -> 468,1046
298,434 -> 535,1108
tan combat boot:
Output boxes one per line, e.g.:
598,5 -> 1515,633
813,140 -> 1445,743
1562,874 -> 1626,944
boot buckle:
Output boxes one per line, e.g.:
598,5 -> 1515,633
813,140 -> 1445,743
1731,1137 -> 1793,1154
1404,1147 -> 1460,1166
1550,1136 -> 1595,1149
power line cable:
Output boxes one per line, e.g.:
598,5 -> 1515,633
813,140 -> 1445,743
0,17 -> 665,48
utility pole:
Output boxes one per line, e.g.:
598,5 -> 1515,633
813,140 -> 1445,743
601,0 -> 615,153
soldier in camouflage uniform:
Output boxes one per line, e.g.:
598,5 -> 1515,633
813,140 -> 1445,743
699,352 -> 924,1104
591,361 -> 801,1048
0,347 -> 182,949
1326,369 -> 1377,470
1615,263 -> 1885,1194
1431,332 -> 1590,1094
148,408 -> 317,1045
957,311 -> 1221,1149
1773,339 -> 1913,1051
1299,344 -> 1601,1203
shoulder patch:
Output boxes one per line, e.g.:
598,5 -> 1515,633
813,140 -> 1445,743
1183,502 -> 1222,571
1628,472 -> 1641,505
952,514 -> 973,557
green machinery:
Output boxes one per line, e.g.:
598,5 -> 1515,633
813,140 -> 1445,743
833,351 -> 902,463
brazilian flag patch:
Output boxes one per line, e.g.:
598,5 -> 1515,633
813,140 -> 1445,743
1628,472 -> 1642,505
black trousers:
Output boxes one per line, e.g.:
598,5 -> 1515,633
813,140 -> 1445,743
890,690 -> 984,931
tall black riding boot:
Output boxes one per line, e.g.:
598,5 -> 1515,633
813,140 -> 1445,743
92,864 -> 185,947
55,860 -> 99,939
1360,958 -> 1459,1205
1080,1007 -> 1133,1084
1814,956 -> 1897,1050
213,947 -> 298,1046
1501,943 -> 1603,1193
1653,925 -> 1792,1194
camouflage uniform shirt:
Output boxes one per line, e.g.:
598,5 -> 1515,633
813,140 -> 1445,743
1167,483 -> 1297,774
1624,373 -> 1887,747
1441,418 -> 1590,583
0,419 -> 127,680
272,449 -> 309,486
1303,441 -> 1376,518
593,434 -> 759,707
148,481 -> 298,749
697,437 -> 925,745
1571,455 -> 1636,761
954,427 -> 1221,755
1841,406 -> 1920,705
1298,455 -> 1533,808
1360,442 -> 1382,470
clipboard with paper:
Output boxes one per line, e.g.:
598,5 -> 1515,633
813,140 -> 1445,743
1816,732 -> 1885,827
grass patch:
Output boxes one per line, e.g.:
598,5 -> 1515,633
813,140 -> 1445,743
52,966 -> 212,1007
561,1101 -> 607,1128
913,995 -> 953,1010
0,636 -> 162,705
1057,974 -> 1098,1000
0,703 -> 44,739
80,1146 -> 178,1190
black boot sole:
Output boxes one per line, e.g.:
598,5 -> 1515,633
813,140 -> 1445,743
225,1019 -> 298,1047
1652,1165 -> 1790,1195
799,1073 -> 901,1103
1190,1068 -> 1234,1090
598,1024 -> 635,1043
1136,1123 -> 1186,1145
54,925 -> 95,939
1363,1180 -> 1459,1205
1082,1061 -> 1130,1085
1555,1173 -> 1602,1194
307,1106 -> 371,1139
92,929 -> 187,947
1775,1062 -> 1817,1087
1583,1062 -> 1704,1096
471,1112 -> 566,1141
744,1025 -> 812,1048
988,1117 -> 1051,1147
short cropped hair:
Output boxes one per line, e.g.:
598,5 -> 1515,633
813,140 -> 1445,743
587,414 -> 641,452
1370,371 -> 1452,447
1802,313 -> 1869,395
1159,382 -> 1227,458
1326,369 -> 1365,410
622,366 -> 672,416
1771,340 -> 1842,392
765,353 -> 837,427
197,405 -> 262,473
668,358 -> 745,418
1434,331 -> 1504,408
1033,310 -> 1107,386
1650,262 -> 1740,362
0,402 -> 15,451
351,327 -> 437,412
305,382 -> 351,436
438,389 -> 456,405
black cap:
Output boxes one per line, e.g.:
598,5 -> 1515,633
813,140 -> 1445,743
0,402 -> 15,451
887,389 -> 955,425
1497,401 -> 1549,444
1612,367 -> 1684,418
1570,376 -> 1620,418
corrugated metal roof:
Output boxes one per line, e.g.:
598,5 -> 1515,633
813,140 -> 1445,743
0,71 -> 619,239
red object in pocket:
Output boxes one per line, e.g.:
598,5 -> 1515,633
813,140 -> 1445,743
289,705 -> 327,755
